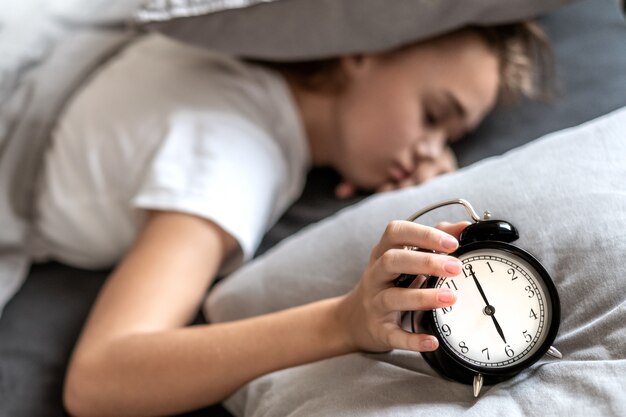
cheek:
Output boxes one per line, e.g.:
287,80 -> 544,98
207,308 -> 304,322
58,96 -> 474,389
335,99 -> 421,187
342,92 -> 419,151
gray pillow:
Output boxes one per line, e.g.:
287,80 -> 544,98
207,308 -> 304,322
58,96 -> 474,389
205,106 -> 626,417
135,0 -> 572,60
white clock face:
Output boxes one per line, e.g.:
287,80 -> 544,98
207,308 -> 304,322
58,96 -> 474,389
432,248 -> 553,368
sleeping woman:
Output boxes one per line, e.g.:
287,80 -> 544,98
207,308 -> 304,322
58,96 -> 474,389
31,21 -> 551,416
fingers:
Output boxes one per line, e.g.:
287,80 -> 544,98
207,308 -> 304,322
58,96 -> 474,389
367,221 -> 469,287
371,220 -> 459,260
386,328 -> 439,352
414,162 -> 438,184
436,221 -> 471,239
335,181 -> 356,199
376,182 -> 395,193
372,249 -> 461,283
379,287 -> 456,312
373,149 -> 459,195
414,147 -> 457,183
379,287 -> 455,352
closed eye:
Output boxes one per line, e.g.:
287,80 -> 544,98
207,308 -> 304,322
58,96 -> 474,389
424,106 -> 446,128
424,110 -> 438,127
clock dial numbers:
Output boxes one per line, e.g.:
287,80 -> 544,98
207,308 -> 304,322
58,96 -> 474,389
523,330 -> 532,343
431,249 -> 552,369
505,345 -> 515,357
444,279 -> 458,291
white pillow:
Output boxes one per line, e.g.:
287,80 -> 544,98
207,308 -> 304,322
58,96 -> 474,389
206,106 -> 626,417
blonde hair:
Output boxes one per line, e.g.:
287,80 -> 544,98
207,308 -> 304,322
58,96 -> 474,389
471,21 -> 555,102
253,20 -> 554,102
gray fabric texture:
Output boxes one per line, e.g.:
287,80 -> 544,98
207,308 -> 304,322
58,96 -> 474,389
207,106 -> 626,417
136,0 -> 574,60
0,0 -> 624,416
0,0 -> 134,318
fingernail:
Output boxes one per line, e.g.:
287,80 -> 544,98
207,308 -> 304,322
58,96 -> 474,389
438,290 -> 456,303
444,259 -> 462,274
441,235 -> 458,251
420,337 -> 437,351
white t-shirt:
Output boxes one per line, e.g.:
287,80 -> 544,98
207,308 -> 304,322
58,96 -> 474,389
33,33 -> 310,273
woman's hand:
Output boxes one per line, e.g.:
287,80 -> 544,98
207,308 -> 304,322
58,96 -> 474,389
334,147 -> 457,199
337,220 -> 468,353
380,146 -> 457,193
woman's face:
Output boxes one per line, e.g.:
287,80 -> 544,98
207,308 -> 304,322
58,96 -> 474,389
331,31 -> 500,189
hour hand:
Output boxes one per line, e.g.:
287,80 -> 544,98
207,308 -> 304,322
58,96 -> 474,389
490,314 -> 507,344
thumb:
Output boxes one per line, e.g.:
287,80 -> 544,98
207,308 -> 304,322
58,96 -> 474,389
436,221 -> 472,239
335,181 -> 356,199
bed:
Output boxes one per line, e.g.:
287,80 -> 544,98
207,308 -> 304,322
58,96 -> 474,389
0,1 -> 625,416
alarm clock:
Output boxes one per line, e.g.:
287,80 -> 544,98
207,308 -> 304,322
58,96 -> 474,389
395,199 -> 562,397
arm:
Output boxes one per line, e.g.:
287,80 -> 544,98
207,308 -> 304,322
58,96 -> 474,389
64,211 -> 464,417
64,211 -> 350,416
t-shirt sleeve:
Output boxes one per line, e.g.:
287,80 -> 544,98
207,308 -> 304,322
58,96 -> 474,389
132,111 -> 286,274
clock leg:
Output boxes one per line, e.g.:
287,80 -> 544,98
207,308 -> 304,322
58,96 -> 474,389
473,373 -> 484,397
546,346 -> 563,359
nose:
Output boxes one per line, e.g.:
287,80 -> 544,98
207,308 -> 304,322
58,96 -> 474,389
415,129 -> 446,160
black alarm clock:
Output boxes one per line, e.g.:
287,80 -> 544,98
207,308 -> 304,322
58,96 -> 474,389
394,199 -> 562,397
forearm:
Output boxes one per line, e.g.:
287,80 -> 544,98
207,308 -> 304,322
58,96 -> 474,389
65,296 -> 352,417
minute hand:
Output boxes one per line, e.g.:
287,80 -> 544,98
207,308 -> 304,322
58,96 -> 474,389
470,269 -> 491,306
469,269 -> 507,344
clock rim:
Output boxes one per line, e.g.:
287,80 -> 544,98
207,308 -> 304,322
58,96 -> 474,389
418,240 -> 561,381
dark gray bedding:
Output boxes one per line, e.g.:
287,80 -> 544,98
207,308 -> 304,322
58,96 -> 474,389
0,1 -> 624,416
